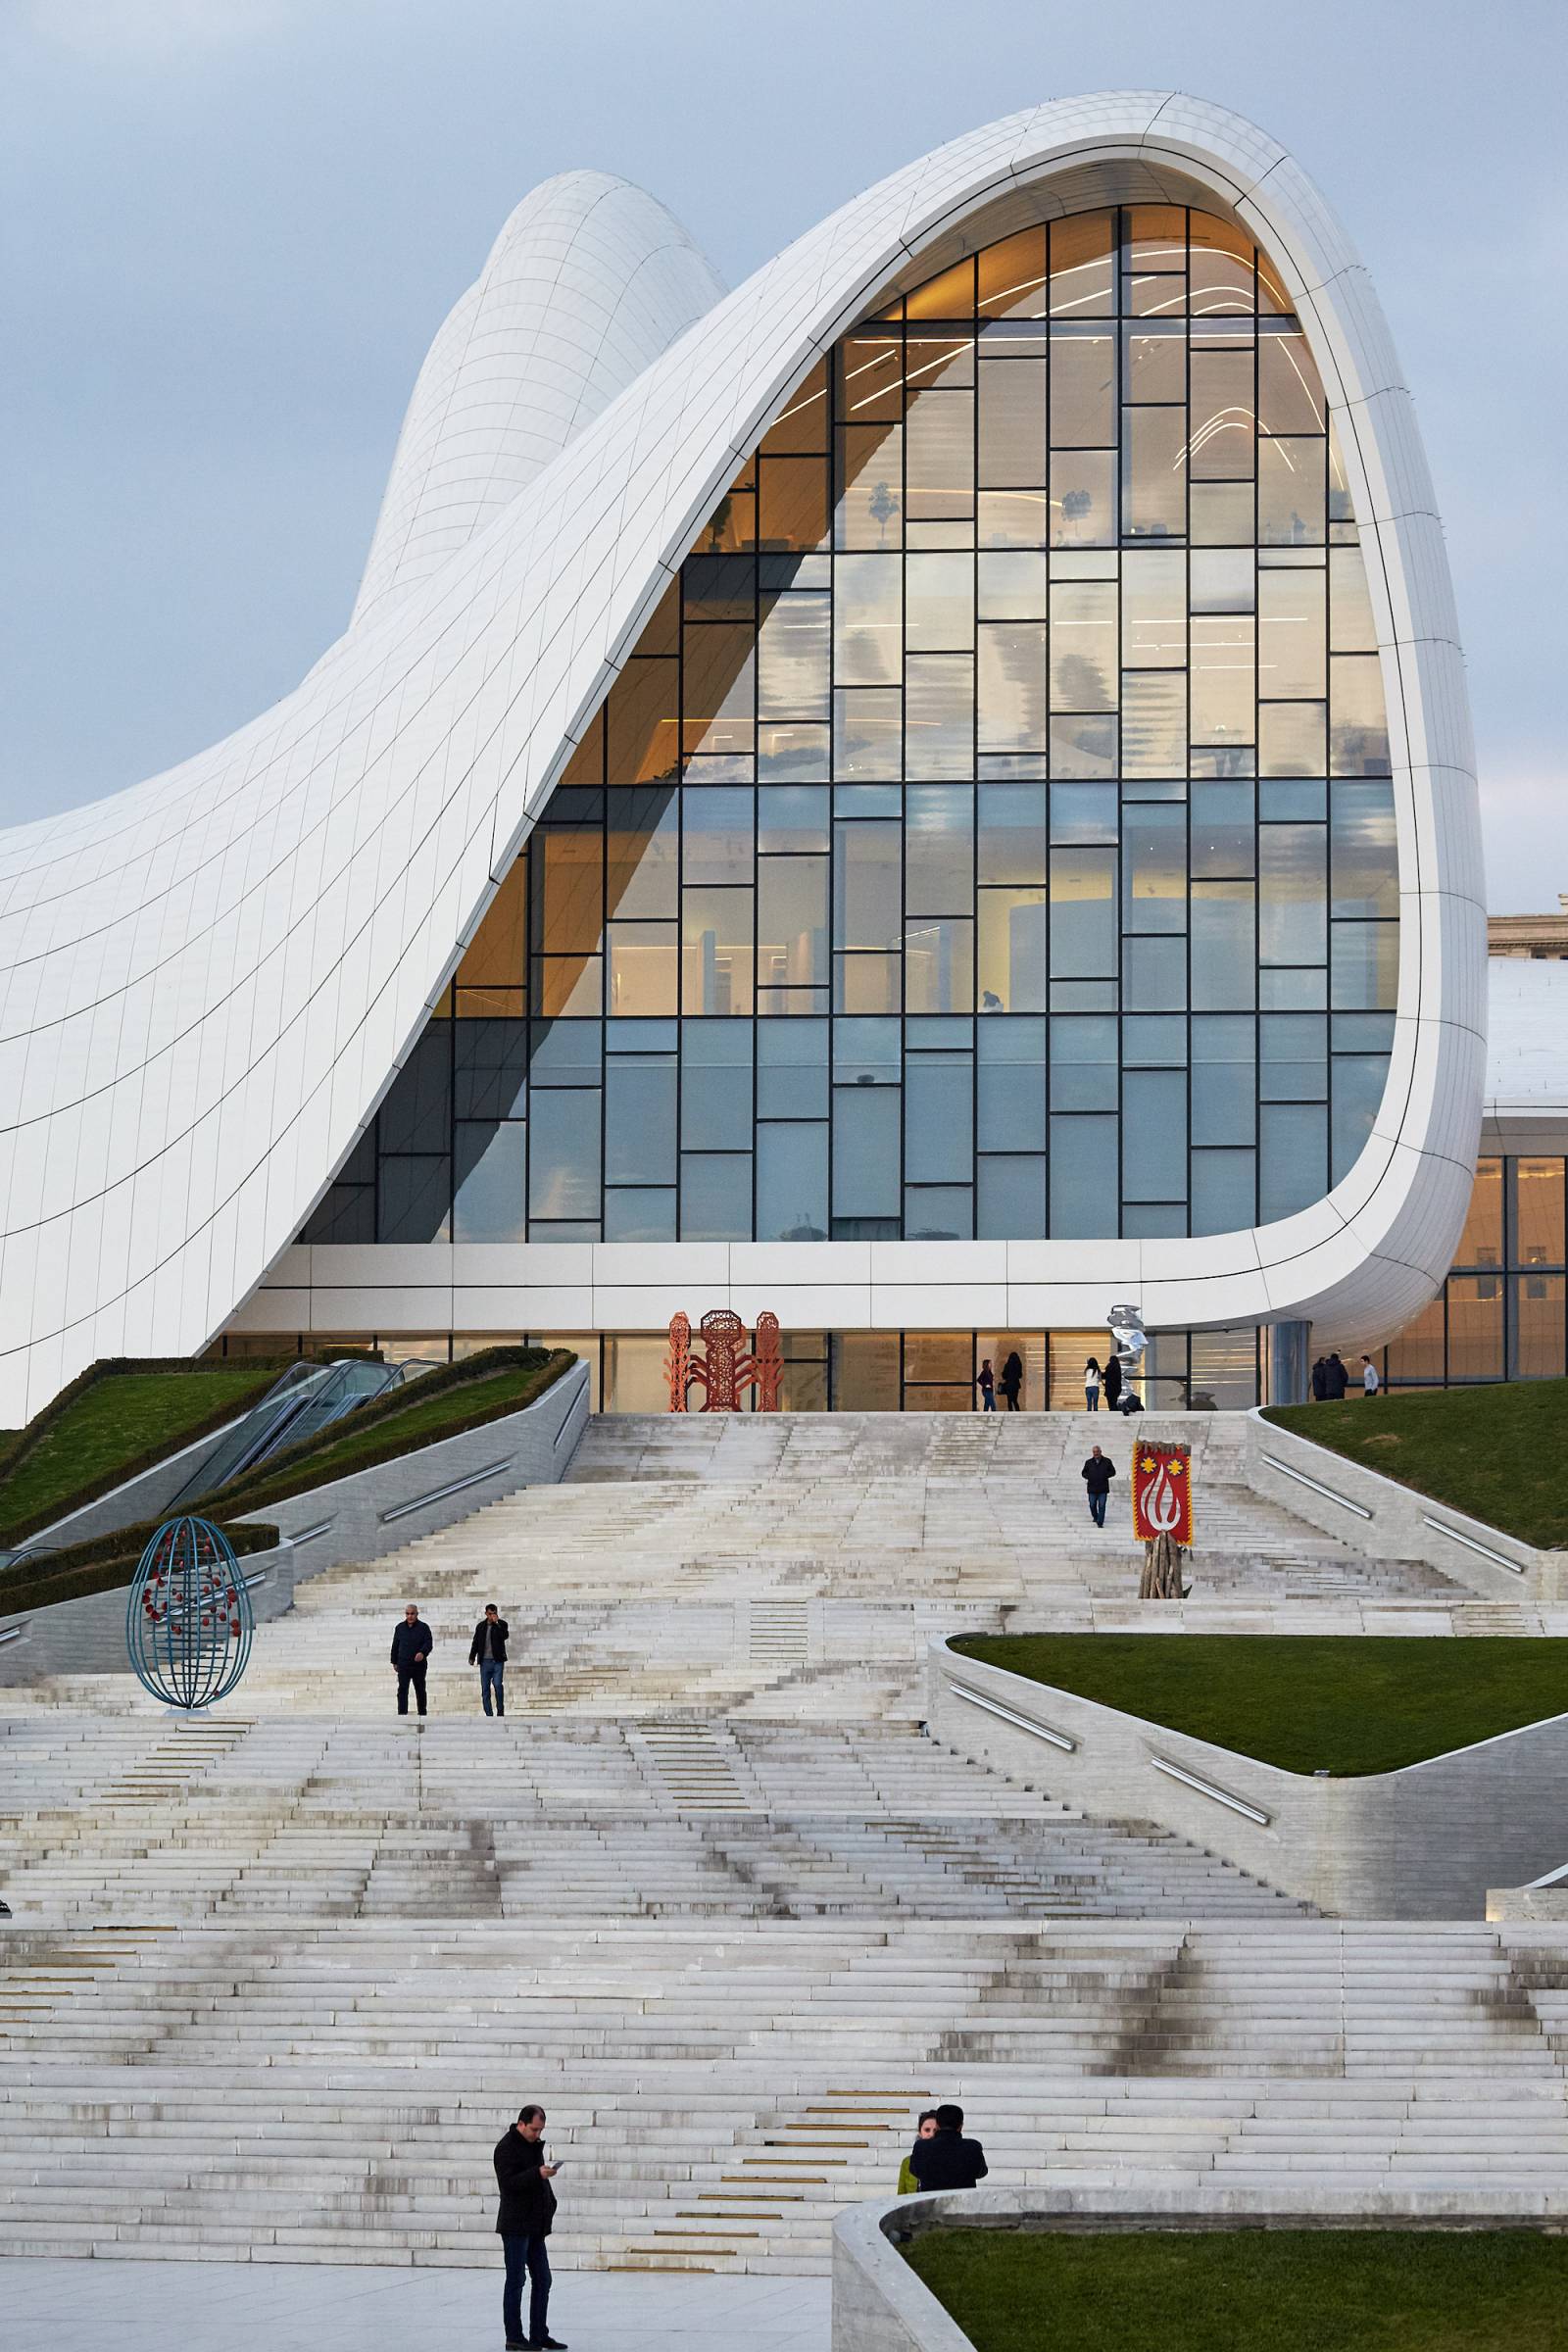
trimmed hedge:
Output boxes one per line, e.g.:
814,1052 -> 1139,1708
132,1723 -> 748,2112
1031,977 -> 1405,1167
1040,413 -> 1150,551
0,1514 -> 281,1619
193,1347 -> 574,1519
0,1356 -> 295,1544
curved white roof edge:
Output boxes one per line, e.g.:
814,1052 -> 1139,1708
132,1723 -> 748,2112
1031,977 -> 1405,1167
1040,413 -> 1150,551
352,171 -> 727,628
0,93 -> 1484,1418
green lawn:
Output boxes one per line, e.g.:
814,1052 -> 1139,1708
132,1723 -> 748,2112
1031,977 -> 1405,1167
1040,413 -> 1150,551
196,1351 -> 571,1516
1264,1379 -> 1568,1550
948,1633 -> 1568,1776
0,1365 -> 280,1542
905,2228 -> 1568,2352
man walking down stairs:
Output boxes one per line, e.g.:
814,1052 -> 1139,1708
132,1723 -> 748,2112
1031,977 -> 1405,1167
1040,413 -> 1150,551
470,1604 -> 511,1718
390,1603 -> 435,1717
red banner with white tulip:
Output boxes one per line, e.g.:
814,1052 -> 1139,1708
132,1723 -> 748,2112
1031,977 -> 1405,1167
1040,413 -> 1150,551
1132,1443 -> 1194,1545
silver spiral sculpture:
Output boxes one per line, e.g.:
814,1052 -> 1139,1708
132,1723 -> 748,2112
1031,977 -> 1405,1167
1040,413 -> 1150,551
125,1515 -> 254,1709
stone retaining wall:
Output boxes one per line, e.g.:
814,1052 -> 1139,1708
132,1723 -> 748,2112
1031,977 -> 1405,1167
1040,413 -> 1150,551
1244,1408 -> 1564,1601
832,2189 -> 1568,2352
930,1637 -> 1568,1918
232,1353 -> 590,1572
0,1357 -> 589,1689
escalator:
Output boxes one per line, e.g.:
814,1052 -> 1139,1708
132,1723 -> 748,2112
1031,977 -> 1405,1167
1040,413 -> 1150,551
1,1353 -> 440,1577
167,1355 -> 436,1510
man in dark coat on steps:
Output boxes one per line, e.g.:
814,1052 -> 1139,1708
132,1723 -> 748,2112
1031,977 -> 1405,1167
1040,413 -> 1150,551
468,1603 -> 511,1718
494,2103 -> 565,2349
1082,1445 -> 1117,1529
389,1603 -> 433,1717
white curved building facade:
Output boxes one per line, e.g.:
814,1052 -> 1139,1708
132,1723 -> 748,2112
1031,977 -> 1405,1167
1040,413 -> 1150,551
0,94 -> 1484,1422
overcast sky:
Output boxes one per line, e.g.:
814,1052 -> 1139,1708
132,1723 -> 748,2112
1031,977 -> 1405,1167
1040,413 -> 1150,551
2,0 -> 1561,907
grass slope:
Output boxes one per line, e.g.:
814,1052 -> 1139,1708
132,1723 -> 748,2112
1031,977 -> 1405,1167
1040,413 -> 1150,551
949,1633 -> 1568,1776
1265,1379 -> 1568,1550
906,2228 -> 1568,2352
194,1351 -> 571,1518
0,1365 -> 280,1542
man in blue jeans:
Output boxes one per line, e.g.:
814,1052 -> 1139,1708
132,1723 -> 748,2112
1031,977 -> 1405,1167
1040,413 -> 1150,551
468,1604 -> 510,1718
494,2103 -> 565,2349
1082,1445 -> 1116,1528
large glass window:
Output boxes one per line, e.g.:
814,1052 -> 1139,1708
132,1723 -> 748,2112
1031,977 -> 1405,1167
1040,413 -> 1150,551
1378,1156 -> 1568,1392
307,205 -> 1395,1249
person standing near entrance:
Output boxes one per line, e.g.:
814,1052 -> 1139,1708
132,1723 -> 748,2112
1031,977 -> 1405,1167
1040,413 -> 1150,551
1000,1350 -> 1024,1412
1325,1351 -> 1348,1399
1082,1445 -> 1116,1528
494,2103 -> 565,2350
976,1358 -> 997,1411
1084,1357 -> 1101,1412
468,1604 -> 510,1717
1361,1354 -> 1381,1398
1311,1356 -> 1328,1401
390,1603 -> 433,1717
1102,1351 -> 1123,1413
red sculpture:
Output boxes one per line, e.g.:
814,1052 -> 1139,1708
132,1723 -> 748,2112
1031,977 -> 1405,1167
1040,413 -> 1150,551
753,1312 -> 783,1412
664,1309 -> 783,1412
697,1309 -> 748,1409
664,1311 -> 694,1411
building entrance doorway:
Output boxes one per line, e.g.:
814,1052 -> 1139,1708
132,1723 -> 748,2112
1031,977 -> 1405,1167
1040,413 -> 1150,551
1050,1329 -> 1115,1412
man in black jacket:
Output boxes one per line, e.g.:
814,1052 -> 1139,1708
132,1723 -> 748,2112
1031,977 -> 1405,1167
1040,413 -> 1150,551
1082,1445 -> 1116,1529
468,1604 -> 511,1718
389,1603 -> 433,1717
1325,1351 -> 1348,1399
907,2102 -> 988,2192
494,2103 -> 564,2350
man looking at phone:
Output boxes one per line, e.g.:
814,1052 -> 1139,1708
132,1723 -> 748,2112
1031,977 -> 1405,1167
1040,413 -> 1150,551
493,2103 -> 565,2350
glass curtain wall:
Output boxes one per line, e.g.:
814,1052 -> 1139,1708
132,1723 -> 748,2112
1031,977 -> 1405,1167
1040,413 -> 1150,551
217,1323 -> 1261,1410
303,204 -> 1396,1253
1385,1156 -> 1568,1387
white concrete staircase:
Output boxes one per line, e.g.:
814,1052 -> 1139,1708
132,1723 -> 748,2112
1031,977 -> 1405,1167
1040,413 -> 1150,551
3,1920 -> 1568,2271
3,1409 -> 1564,2277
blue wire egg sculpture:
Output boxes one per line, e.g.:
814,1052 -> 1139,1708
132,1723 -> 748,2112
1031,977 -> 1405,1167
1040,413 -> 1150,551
125,1515 -> 254,1709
